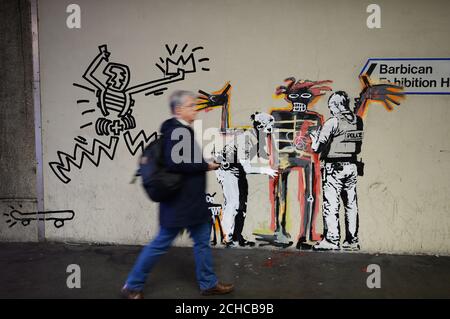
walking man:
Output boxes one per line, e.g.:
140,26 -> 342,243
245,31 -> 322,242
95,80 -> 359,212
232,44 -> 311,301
121,90 -> 234,298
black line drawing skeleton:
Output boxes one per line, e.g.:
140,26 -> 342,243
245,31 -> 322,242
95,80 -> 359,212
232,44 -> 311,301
49,44 -> 210,184
4,205 -> 75,228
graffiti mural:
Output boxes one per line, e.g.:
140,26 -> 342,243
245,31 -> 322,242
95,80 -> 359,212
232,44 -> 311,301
311,91 -> 363,251
311,75 -> 404,251
197,74 -> 404,251
354,74 -> 404,117
50,44 -> 210,184
197,83 -> 277,247
43,38 -> 406,252
254,78 -> 333,249
4,205 -> 75,228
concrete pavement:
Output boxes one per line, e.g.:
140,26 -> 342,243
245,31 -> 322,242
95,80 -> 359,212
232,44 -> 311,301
0,242 -> 449,299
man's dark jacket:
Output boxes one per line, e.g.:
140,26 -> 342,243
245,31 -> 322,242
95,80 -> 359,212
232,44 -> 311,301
159,118 -> 210,228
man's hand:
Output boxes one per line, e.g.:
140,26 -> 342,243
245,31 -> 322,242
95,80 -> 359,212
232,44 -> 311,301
98,45 -> 110,62
208,162 -> 220,171
309,128 -> 320,144
260,167 -> 278,178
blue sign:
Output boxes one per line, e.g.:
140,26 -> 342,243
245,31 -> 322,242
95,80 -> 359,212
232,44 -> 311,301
360,58 -> 450,95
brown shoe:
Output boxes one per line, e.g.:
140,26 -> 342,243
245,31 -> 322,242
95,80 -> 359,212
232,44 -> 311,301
201,282 -> 234,296
120,285 -> 144,299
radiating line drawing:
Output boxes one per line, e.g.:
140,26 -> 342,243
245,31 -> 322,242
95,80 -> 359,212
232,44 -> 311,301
81,109 -> 95,115
4,205 -> 75,228
74,136 -> 88,145
79,122 -> 92,129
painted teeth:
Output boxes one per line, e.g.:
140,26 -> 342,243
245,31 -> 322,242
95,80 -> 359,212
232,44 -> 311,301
293,103 -> 306,111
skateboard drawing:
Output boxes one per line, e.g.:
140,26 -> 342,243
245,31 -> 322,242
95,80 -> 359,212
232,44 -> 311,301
4,206 -> 75,228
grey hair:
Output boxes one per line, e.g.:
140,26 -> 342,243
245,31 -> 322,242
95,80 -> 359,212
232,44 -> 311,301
169,90 -> 197,114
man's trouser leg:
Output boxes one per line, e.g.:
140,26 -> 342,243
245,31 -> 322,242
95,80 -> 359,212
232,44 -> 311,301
233,209 -> 245,242
220,177 -> 239,242
221,204 -> 238,242
278,170 -> 289,235
299,161 -> 314,242
125,226 -> 180,291
233,175 -> 249,242
322,164 -> 343,245
342,164 -> 359,244
189,222 -> 218,291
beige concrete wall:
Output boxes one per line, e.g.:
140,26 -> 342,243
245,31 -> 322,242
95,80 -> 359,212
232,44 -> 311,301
0,0 -> 38,242
37,0 -> 450,254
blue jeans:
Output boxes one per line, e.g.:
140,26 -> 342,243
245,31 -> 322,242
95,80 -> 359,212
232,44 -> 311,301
125,222 -> 218,291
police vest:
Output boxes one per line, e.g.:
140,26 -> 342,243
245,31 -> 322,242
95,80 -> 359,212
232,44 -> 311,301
324,115 -> 363,162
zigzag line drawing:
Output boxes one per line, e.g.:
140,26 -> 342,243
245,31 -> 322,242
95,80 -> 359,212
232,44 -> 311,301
49,137 -> 119,184
123,130 -> 158,156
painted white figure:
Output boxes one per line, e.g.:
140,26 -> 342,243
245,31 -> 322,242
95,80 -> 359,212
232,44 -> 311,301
215,112 -> 277,247
310,91 -> 363,251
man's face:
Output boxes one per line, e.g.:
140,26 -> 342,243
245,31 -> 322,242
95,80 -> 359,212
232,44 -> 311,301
176,96 -> 198,123
328,94 -> 345,116
104,64 -> 130,91
251,112 -> 275,133
287,90 -> 313,112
